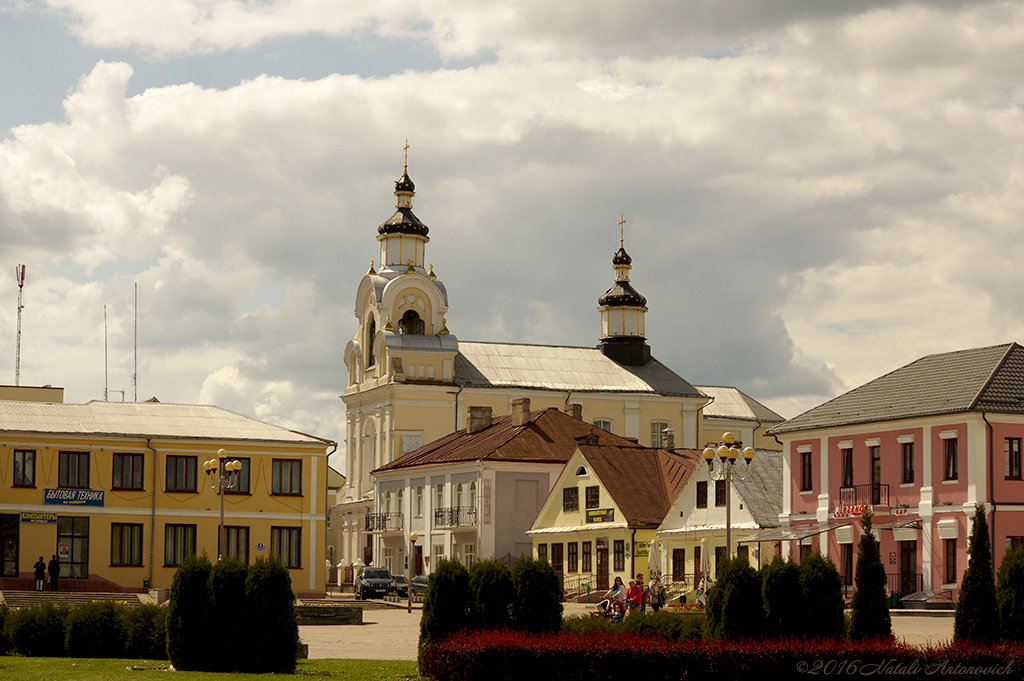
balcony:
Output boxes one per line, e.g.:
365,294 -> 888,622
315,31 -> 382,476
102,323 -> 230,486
434,506 -> 478,528
365,512 -> 403,533
839,484 -> 889,507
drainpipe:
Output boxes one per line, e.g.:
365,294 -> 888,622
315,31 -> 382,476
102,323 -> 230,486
630,528 -> 636,578
983,412 -> 998,578
147,438 -> 157,588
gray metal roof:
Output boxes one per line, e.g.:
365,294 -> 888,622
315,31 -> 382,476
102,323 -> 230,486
454,341 -> 705,397
696,386 -> 784,423
731,450 -> 783,529
0,400 -> 331,444
770,343 -> 1024,434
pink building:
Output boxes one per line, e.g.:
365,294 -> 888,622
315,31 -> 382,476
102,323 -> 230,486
766,343 -> 1024,602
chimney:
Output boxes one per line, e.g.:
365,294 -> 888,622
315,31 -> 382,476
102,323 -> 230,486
511,398 -> 531,427
468,406 -> 493,434
565,403 -> 583,420
664,430 -> 675,450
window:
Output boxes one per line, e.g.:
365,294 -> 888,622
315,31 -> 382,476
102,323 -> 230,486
551,543 -> 563,573
59,451 -> 90,489
696,481 -> 708,508
166,455 -> 197,492
714,480 -> 726,507
1007,536 -> 1024,552
841,544 -> 853,586
714,546 -> 727,573
537,544 -> 547,561
165,524 -> 196,566
585,486 -> 600,509
613,540 -> 625,571
562,487 -> 579,512
650,420 -> 670,448
871,446 -> 882,504
57,516 -> 88,579
272,459 -> 302,495
1006,438 -> 1022,480
902,443 -> 915,484
224,458 -> 250,494
111,523 -> 143,566
415,486 -> 423,517
222,526 -> 249,563
271,526 -> 301,568
582,541 -> 592,572
842,448 -> 853,487
593,419 -> 613,432
13,449 -> 35,487
382,490 -> 392,513
455,483 -> 464,507
112,453 -> 144,491
944,439 -> 958,481
567,542 -> 578,572
397,489 -> 404,515
801,452 -> 813,491
435,483 -> 444,509
468,482 -> 476,508
383,547 -> 394,573
944,538 -> 958,584
462,543 -> 476,568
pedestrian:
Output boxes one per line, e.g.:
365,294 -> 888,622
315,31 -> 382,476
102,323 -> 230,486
636,573 -> 648,613
626,579 -> 644,615
48,554 -> 60,592
648,575 -> 667,613
33,556 -> 46,591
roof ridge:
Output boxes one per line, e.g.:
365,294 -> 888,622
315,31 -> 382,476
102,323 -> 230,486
969,342 -> 1022,410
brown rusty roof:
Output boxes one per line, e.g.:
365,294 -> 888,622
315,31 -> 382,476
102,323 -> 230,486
374,407 -> 642,472
579,445 -> 700,528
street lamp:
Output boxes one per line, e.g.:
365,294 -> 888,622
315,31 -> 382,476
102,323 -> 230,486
204,449 -> 242,560
702,433 -> 756,561
407,532 -> 418,613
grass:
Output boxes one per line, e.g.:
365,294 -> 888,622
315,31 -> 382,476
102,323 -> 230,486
0,657 -> 422,681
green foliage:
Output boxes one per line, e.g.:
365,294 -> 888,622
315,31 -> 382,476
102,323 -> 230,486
244,554 -> 300,674
850,510 -> 892,641
468,559 -> 514,630
2,600 -> 70,656
208,556 -> 249,671
511,554 -> 563,634
799,551 -> 845,640
0,601 -> 10,655
123,603 -> 169,660
166,553 -> 213,670
955,504 -> 1000,643
64,600 -> 127,658
705,556 -> 764,640
561,610 -> 704,641
761,555 -> 802,637
998,548 -> 1024,643
419,557 -> 471,665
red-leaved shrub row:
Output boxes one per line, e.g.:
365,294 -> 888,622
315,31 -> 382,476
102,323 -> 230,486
421,629 -> 1024,681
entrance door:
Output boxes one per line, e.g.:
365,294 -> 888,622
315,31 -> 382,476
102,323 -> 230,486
672,548 -> 685,587
596,540 -> 609,591
899,540 -> 918,596
363,534 -> 373,566
1,514 -> 18,577
57,516 -> 88,579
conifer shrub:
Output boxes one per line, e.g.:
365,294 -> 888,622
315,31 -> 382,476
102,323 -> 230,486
243,554 -> 300,673
850,510 -> 892,641
997,548 -> 1024,643
511,554 -> 563,634
761,555 -> 802,638
208,556 -> 249,671
955,504 -> 1000,643
799,551 -> 845,640
64,600 -> 127,658
419,557 -> 472,666
166,553 -> 213,669
705,556 -> 764,640
123,603 -> 169,660
468,558 -> 514,630
0,601 -> 11,655
2,600 -> 70,656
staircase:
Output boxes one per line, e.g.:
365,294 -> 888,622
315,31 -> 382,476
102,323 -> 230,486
0,589 -> 146,610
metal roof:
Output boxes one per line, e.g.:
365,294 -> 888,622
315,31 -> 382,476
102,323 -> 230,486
769,343 -> 1024,434
0,400 -> 331,445
730,450 -> 783,528
454,341 -> 704,397
696,386 -> 785,423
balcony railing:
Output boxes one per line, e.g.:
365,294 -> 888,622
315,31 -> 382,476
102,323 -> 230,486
839,484 -> 889,507
365,512 -> 403,532
434,506 -> 478,528
887,572 -> 923,597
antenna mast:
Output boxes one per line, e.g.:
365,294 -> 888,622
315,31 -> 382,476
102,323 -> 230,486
132,283 -> 137,402
104,304 -> 108,401
15,265 -> 25,386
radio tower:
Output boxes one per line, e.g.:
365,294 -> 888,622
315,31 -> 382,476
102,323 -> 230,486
15,264 -> 25,386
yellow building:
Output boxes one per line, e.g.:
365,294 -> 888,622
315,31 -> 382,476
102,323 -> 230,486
0,400 -> 334,598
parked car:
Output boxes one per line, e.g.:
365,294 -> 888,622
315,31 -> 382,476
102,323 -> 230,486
354,567 -> 395,599
410,574 -> 429,596
392,575 -> 409,597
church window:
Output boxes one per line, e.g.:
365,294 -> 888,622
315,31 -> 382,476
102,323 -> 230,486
399,309 -> 425,335
366,317 -> 376,367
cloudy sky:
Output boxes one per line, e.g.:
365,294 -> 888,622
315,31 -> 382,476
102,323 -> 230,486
1,1 -> 1022,470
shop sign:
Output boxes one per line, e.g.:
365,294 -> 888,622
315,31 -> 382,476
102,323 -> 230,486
44,488 -> 105,506
635,540 -> 650,557
21,512 -> 58,524
586,509 -> 615,523
832,504 -> 870,519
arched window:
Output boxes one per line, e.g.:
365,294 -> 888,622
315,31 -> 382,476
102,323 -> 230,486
396,489 -> 404,515
366,317 -> 377,367
398,309 -> 425,335
383,490 -> 392,513
575,465 -> 589,477
456,483 -> 464,508
468,482 -> 477,508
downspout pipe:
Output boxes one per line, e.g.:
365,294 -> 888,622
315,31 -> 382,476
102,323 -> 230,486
983,412 -> 998,578
147,438 -> 157,588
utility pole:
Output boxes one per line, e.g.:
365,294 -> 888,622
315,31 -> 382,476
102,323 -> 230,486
15,265 -> 25,386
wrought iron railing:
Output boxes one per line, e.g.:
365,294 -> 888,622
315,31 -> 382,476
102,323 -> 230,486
561,573 -> 596,600
839,484 -> 889,507
887,572 -> 922,597
434,506 -> 478,528
365,512 -> 403,532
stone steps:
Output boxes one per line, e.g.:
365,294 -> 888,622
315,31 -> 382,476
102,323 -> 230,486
0,590 -> 146,610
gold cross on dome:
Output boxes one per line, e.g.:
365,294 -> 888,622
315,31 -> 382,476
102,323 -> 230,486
619,214 -> 626,247
403,139 -> 410,171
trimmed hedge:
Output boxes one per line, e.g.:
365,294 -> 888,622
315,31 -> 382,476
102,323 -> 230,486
469,559 -> 514,630
123,604 -> 168,660
511,554 -> 563,634
563,611 -> 704,642
65,600 -> 126,658
2,600 -> 71,657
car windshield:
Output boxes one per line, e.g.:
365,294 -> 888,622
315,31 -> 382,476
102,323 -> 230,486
363,569 -> 390,579
394,576 -> 408,584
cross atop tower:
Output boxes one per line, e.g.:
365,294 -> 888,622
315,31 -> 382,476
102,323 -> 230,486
403,139 -> 410,172
619,214 -> 626,247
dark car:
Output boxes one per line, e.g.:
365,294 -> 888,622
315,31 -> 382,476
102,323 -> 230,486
392,575 -> 409,597
410,574 -> 429,596
355,567 -> 395,599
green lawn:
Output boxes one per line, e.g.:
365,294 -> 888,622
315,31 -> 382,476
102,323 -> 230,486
0,658 -> 422,681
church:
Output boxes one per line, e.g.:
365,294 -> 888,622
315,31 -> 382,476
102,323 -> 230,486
331,161 -> 776,570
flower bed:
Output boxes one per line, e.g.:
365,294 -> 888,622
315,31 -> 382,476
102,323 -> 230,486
421,630 -> 1024,681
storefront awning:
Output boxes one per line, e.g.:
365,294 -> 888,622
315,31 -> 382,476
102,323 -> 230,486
738,521 -> 853,544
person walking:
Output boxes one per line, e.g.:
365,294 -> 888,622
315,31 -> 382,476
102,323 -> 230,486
648,575 -> 667,613
626,579 -> 645,616
636,573 -> 648,613
33,556 -> 46,591
47,554 -> 60,592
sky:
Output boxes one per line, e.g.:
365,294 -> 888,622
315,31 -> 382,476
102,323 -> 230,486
1,1 -> 1023,472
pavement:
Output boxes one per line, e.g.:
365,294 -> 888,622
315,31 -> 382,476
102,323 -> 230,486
299,601 -> 955,660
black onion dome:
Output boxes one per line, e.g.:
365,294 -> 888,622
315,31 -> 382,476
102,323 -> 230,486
612,246 -> 632,266
378,208 -> 429,236
598,281 -> 647,307
395,171 -> 415,193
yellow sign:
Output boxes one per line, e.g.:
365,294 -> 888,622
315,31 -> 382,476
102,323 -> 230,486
586,509 -> 615,523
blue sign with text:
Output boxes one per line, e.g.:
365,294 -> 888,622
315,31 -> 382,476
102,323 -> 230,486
44,488 -> 105,506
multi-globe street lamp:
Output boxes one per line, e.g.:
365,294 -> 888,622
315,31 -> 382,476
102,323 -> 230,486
204,448 -> 242,560
702,433 -> 756,560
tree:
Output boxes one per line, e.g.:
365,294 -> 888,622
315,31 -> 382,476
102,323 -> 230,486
799,551 -> 845,639
208,556 -> 249,671
706,556 -> 764,640
850,510 -> 892,641
761,555 -> 802,638
419,557 -> 471,666
468,559 -> 514,630
244,554 -> 300,673
511,554 -> 563,634
166,554 -> 213,670
997,547 -> 1024,642
955,504 -> 1000,643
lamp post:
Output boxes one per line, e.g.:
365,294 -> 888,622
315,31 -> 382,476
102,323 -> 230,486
204,448 -> 242,560
702,433 -> 756,560
407,533 -> 418,613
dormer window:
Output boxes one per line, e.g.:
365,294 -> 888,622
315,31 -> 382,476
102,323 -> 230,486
574,465 -> 588,477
